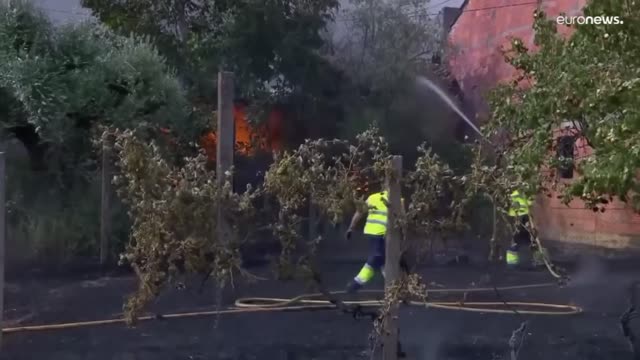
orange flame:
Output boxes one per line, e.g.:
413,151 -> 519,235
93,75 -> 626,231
201,103 -> 284,160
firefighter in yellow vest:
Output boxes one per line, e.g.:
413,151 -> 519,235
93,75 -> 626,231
506,189 -> 544,268
344,184 -> 406,293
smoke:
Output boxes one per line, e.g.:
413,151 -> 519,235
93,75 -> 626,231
560,254 -> 609,312
321,0 -> 474,166
324,0 -> 354,46
324,0 -> 442,83
569,254 -> 607,287
400,311 -> 461,360
418,324 -> 452,360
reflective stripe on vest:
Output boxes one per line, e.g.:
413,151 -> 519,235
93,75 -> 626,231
508,190 -> 532,217
506,249 -> 520,265
363,191 -> 388,235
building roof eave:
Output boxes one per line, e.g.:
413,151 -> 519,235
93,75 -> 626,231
449,0 -> 469,32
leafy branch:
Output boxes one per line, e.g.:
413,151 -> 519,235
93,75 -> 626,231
107,127 -> 261,323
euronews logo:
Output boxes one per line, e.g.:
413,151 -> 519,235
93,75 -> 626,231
556,15 -> 624,25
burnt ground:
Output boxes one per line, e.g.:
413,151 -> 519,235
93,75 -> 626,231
0,259 -> 638,360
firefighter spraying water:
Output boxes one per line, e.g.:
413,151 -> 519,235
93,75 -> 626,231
394,77 -> 555,273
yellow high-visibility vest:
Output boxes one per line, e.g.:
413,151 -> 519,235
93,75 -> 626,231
506,249 -> 519,265
508,190 -> 532,217
363,191 -> 388,235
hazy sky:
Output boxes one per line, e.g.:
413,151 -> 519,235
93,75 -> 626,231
427,0 -> 465,12
31,0 -> 93,24
327,0 -> 465,45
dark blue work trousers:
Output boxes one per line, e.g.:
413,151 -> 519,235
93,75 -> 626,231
365,234 -> 386,270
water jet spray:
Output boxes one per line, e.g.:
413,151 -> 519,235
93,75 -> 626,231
416,76 -> 493,146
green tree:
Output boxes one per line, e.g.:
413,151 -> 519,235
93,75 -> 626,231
82,0 -> 344,131
0,1 -> 192,169
0,1 -> 192,265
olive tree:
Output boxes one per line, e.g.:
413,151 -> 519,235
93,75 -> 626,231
0,0 -> 193,263
0,0 -> 193,169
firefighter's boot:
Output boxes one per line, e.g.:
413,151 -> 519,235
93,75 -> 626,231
345,280 -> 362,294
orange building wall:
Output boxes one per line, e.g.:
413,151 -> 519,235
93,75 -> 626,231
448,0 -> 640,251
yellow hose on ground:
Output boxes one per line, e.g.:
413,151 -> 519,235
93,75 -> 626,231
1,282 -> 581,334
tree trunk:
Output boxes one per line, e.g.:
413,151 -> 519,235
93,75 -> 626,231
100,134 -> 113,266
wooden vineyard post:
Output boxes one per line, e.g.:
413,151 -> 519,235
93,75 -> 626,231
216,71 -> 235,243
100,133 -> 113,266
0,151 -> 5,348
383,155 -> 403,360
308,199 -> 318,242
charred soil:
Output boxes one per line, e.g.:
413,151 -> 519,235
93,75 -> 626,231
0,261 -> 637,360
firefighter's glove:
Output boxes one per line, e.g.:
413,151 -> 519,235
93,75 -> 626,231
345,229 -> 353,241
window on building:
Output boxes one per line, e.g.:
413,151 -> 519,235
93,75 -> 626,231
557,135 -> 575,179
